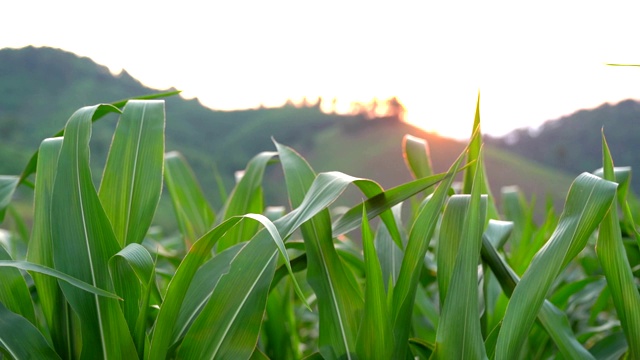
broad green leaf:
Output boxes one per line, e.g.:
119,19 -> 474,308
332,167 -> 469,238
177,217 -> 288,359
0,176 -> 19,223
588,331 -> 628,360
494,173 -> 616,359
0,301 -> 61,360
164,151 -> 215,248
149,216 -> 250,359
375,204 -> 405,290
108,243 -> 159,357
171,243 -> 244,346
18,91 -> 179,185
0,261 -> 121,299
432,149 -> 487,360
392,146 -> 467,359
218,151 -> 277,251
356,207 -> 393,360
403,134 -> 433,180
276,141 -> 363,360
26,137 -> 70,357
0,245 -> 36,325
99,100 -> 165,247
595,132 -> 640,359
480,238 -> 595,359
50,104 -> 137,359
150,214 -> 296,359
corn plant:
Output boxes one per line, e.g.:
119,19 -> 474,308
0,95 -> 639,359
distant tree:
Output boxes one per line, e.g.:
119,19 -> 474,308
385,96 -> 406,122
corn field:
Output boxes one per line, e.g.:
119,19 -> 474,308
0,96 -> 639,359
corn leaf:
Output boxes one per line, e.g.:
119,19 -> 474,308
50,104 -> 137,359
276,141 -> 363,359
0,176 -> 19,223
375,204 -> 405,290
99,100 -> 165,247
164,151 -> 215,248
218,151 -> 277,251
18,91 -> 179,185
0,244 -> 36,325
0,261 -> 121,299
108,243 -> 159,357
494,173 -> 616,359
461,95 -> 499,220
25,137 -> 70,356
149,216 -> 254,359
480,238 -> 595,359
171,242 -> 244,346
356,207 -> 393,359
595,132 -> 640,358
432,149 -> 487,359
403,134 -> 433,181
0,301 -> 61,360
392,146 -> 466,359
332,166 -> 469,237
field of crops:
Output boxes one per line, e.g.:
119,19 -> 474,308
0,96 -> 639,359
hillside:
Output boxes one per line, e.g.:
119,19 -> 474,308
0,46 -> 574,215
488,100 -> 640,193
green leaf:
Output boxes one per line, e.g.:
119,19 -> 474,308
18,91 -> 179,186
0,245 -> 36,325
25,137 -> 70,356
480,239 -> 595,359
171,243 -> 244,346
403,134 -> 433,180
0,301 -> 61,360
392,146 -> 467,359
164,151 -> 216,249
276,141 -> 363,360
218,151 -> 277,251
99,100 -> 165,247
375,204 -> 405,291
356,207 -> 393,359
50,104 -> 137,359
332,167 -> 469,238
151,213 -> 297,359
0,176 -> 19,223
594,131 -> 640,359
108,243 -> 159,357
494,173 -> 616,359
432,149 -> 487,359
0,261 -> 121,299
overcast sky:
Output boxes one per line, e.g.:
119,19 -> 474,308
3,0 -> 640,139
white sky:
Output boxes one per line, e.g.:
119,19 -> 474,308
3,0 -> 640,139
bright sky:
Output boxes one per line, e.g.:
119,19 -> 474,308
3,1 -> 640,139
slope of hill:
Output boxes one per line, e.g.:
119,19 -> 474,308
488,100 -> 640,193
0,46 -> 574,215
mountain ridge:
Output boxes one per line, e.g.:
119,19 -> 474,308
1,46 -> 576,214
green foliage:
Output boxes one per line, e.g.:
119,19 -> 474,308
1,95 -> 640,360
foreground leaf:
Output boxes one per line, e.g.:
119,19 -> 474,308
0,301 -> 61,360
276,142 -> 363,359
392,146 -> 467,358
164,151 -> 215,248
26,137 -> 69,356
99,100 -> 165,247
495,172 -> 616,359
50,104 -> 137,359
595,132 -> 640,358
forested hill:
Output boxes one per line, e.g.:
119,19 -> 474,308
487,99 -> 640,192
0,46 -> 575,212
0,46 -> 369,197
